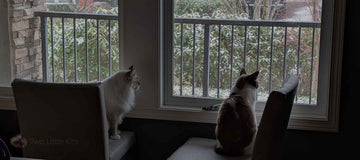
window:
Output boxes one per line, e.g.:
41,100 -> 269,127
0,0 -> 120,110
38,1 -> 120,83
163,0 -> 344,132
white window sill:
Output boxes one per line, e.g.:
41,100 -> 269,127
124,103 -> 338,133
1,92 -> 338,133
1,85 -> 338,133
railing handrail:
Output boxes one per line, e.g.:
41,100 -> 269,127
36,11 -> 118,82
174,17 -> 321,28
34,11 -> 118,20
34,11 -> 320,28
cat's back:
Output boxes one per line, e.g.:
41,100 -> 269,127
102,71 -> 129,113
217,96 -> 254,128
215,95 -> 257,151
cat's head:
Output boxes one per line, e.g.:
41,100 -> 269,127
126,65 -> 140,91
231,69 -> 259,96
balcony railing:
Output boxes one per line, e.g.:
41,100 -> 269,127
172,18 -> 321,104
35,11 -> 320,104
35,11 -> 119,83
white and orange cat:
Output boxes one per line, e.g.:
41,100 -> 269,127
215,69 -> 259,156
103,66 -> 140,140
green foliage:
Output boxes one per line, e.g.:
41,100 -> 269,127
174,0 -> 223,17
46,4 -> 72,12
46,7 -> 119,83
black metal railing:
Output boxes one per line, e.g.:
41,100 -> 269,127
36,11 -> 320,104
35,11 -> 118,83
173,18 -> 321,104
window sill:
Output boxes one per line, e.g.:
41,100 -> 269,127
125,103 -> 338,133
1,92 -> 338,132
0,86 -> 15,110
1,85 -> 337,133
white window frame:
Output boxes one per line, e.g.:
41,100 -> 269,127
161,0 -> 345,132
0,1 -> 15,110
0,0 -> 13,87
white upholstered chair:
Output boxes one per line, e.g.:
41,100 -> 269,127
12,71 -> 135,160
168,75 -> 299,160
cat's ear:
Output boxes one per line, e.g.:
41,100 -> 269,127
247,71 -> 259,81
127,65 -> 136,79
129,65 -> 135,71
246,71 -> 259,88
240,68 -> 247,75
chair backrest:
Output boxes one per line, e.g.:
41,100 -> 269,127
11,79 -> 109,160
252,76 -> 299,160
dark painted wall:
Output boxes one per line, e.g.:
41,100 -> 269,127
1,0 -> 358,159
0,110 -> 22,157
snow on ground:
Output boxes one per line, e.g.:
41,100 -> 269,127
173,85 -> 316,105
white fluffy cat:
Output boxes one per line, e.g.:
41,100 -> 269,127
102,65 -> 140,140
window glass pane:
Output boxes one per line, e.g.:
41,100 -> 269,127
172,0 -> 321,104
41,0 -> 120,83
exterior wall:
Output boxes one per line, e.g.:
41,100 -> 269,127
7,0 -> 46,81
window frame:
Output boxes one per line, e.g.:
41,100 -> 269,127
162,0 -> 345,132
0,0 -> 13,87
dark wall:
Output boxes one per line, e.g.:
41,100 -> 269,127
0,110 -> 22,157
1,0 -> 358,159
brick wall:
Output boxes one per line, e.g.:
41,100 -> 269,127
8,0 -> 46,81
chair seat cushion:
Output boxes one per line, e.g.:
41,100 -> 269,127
168,137 -> 251,160
109,131 -> 135,160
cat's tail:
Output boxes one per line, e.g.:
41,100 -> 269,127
214,142 -> 226,155
214,141 -> 244,156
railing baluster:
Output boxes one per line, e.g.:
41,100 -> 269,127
74,18 -> 77,82
297,27 -> 301,76
296,27 -> 302,102
62,17 -> 66,83
269,26 -> 274,93
283,27 -> 287,81
97,19 -> 100,81
192,24 -> 196,95
40,16 -> 48,82
256,25 -> 260,101
230,25 -> 234,90
180,23 -> 183,96
203,24 -> 210,97
50,17 -> 54,82
85,19 -> 89,82
217,25 -> 221,98
108,20 -> 112,76
257,26 -> 260,71
244,25 -> 247,70
310,27 -> 315,104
